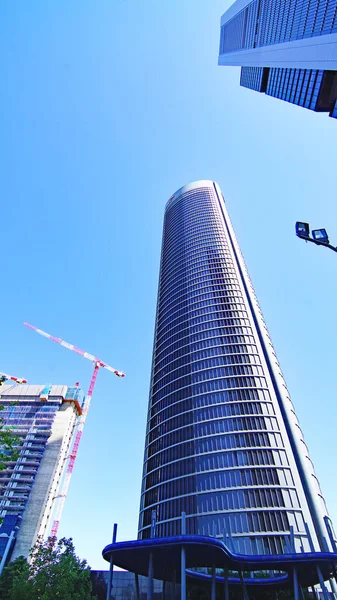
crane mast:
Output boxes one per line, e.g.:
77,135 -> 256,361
24,322 -> 124,538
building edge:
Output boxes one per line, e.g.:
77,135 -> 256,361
213,182 -> 332,552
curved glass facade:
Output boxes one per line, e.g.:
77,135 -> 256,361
138,181 -> 330,556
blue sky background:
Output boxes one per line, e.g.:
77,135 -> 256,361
1,1 -> 337,569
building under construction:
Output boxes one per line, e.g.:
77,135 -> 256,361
0,383 -> 83,567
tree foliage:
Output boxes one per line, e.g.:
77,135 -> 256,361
0,556 -> 29,599
0,537 -> 94,600
0,396 -> 21,470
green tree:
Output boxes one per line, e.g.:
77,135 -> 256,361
0,555 -> 29,599
0,537 -> 94,600
0,399 -> 21,470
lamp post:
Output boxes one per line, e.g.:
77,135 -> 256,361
295,223 -> 337,597
295,222 -> 337,254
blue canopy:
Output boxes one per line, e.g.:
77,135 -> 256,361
102,535 -> 337,589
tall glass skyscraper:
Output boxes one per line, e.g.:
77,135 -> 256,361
138,181 -> 332,557
218,0 -> 337,119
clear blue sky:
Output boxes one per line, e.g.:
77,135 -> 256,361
1,1 -> 337,570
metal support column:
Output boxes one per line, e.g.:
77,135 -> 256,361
147,508 -> 157,600
329,578 -> 337,599
290,526 -> 296,552
148,554 -> 154,600
311,586 -> 318,600
0,531 -> 15,576
181,512 -> 186,600
135,574 -> 140,600
211,566 -> 216,600
324,516 -> 337,552
316,566 -> 330,600
106,523 -> 118,600
293,568 -> 299,600
299,583 -> 305,600
325,513 -> 337,599
151,510 -> 157,538
172,569 -> 176,600
304,522 -> 315,552
223,567 -> 229,600
239,571 -> 249,600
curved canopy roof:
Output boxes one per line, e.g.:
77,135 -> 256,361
102,535 -> 337,589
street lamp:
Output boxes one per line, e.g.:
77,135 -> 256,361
295,222 -> 337,254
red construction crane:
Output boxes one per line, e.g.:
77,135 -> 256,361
0,372 -> 27,386
24,322 -> 125,539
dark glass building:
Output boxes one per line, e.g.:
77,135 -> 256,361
218,0 -> 337,119
138,181 -> 334,556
